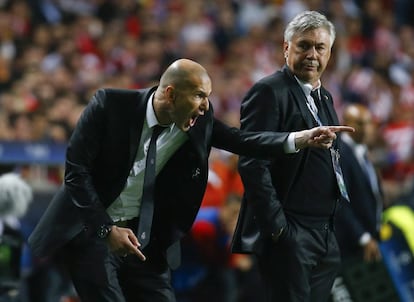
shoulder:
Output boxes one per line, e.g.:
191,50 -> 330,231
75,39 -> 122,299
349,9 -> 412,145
249,68 -> 296,98
243,70 -> 295,109
338,138 -> 357,162
319,86 -> 333,102
339,138 -> 352,153
93,87 -> 154,104
254,70 -> 287,88
85,87 -> 155,116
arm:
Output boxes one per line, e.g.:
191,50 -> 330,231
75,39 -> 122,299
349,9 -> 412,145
336,146 -> 369,243
64,89 -> 113,230
212,118 -> 354,158
336,201 -> 381,261
237,82 -> 287,238
62,89 -> 149,261
211,118 -> 289,158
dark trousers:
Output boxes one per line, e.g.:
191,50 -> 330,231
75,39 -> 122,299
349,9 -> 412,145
257,215 -> 340,302
57,229 -> 176,302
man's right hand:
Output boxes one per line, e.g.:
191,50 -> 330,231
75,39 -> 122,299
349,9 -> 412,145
363,238 -> 382,262
107,226 -> 147,261
295,126 -> 354,150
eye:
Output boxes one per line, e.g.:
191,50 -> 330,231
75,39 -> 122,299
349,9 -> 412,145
297,42 -> 310,51
196,93 -> 207,100
316,45 -> 327,53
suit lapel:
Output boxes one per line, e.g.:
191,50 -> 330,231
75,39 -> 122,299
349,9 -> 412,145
319,88 -> 341,150
293,87 -> 316,128
320,88 -> 339,125
186,116 -> 208,163
128,88 -> 156,168
283,67 -> 339,128
283,67 -> 315,129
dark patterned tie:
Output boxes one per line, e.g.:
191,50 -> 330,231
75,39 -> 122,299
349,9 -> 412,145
311,89 -> 350,202
138,125 -> 165,248
310,89 -> 328,124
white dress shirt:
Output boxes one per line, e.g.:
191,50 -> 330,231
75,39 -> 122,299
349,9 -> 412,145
283,78 -> 322,153
107,94 -> 188,222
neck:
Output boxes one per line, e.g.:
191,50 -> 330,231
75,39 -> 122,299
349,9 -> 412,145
153,98 -> 172,125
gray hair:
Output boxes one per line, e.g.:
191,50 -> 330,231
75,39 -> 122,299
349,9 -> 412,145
284,11 -> 336,47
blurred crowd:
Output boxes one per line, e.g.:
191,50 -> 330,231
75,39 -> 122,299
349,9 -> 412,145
1,0 -> 414,203
1,0 -> 414,301
0,0 -> 413,204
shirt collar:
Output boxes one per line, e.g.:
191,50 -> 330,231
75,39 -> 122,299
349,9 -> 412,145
294,76 -> 321,98
342,132 -> 367,158
146,93 -> 174,131
341,132 -> 355,146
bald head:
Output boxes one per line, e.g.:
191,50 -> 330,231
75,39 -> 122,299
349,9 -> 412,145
343,104 -> 372,124
153,59 -> 211,130
342,104 -> 372,144
159,59 -> 210,91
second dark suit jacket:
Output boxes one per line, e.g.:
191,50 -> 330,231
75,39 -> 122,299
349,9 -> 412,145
335,137 -> 383,258
232,65 -> 341,255
28,87 -> 290,267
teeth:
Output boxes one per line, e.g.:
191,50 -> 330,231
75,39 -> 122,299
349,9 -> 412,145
190,116 -> 198,127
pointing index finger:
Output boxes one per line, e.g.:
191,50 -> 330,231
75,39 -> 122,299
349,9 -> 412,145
327,126 -> 355,133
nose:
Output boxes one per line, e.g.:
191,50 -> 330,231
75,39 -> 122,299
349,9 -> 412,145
306,46 -> 317,58
201,98 -> 209,113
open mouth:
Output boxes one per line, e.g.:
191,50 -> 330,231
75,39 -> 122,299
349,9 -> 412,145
189,115 -> 199,127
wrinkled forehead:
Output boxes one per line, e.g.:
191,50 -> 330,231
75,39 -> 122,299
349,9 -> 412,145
188,72 -> 212,95
293,27 -> 331,41
200,74 -> 212,93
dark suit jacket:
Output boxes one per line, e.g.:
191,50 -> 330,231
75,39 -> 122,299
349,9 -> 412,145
232,65 -> 341,255
335,137 -> 382,258
28,87 -> 289,266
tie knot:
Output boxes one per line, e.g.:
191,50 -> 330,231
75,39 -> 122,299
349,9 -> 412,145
151,125 -> 165,140
310,89 -> 320,102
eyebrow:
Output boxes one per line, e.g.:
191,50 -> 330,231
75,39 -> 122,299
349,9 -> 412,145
197,90 -> 209,97
298,40 -> 327,46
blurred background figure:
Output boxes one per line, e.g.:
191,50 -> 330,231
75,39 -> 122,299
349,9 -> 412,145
331,104 -> 400,302
173,193 -> 263,302
0,169 -> 77,302
336,103 -> 383,262
201,149 -> 244,208
0,172 -> 33,301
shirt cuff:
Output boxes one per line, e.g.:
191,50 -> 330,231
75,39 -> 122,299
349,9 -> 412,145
284,132 -> 299,153
359,232 -> 372,246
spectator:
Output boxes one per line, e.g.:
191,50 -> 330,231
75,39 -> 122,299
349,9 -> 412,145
174,193 -> 243,302
336,103 -> 383,262
0,172 -> 33,301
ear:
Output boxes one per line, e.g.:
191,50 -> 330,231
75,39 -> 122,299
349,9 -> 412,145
165,86 -> 175,103
283,41 -> 289,59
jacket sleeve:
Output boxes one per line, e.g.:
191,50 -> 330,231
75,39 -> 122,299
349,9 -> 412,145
336,143 -> 371,243
64,89 -> 113,231
211,117 -> 289,158
237,82 -> 287,237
